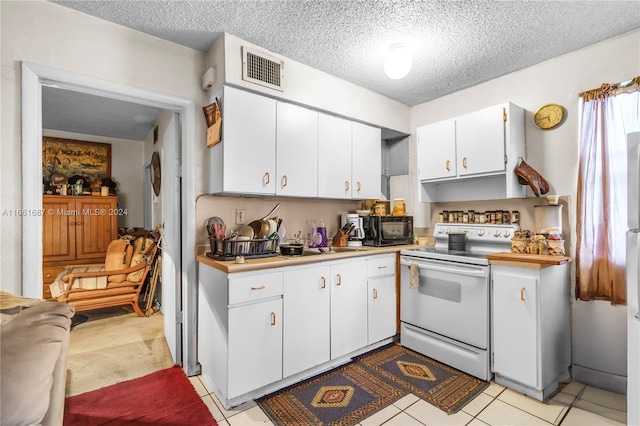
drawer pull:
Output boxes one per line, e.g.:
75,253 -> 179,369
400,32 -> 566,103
336,274 -> 342,286
520,287 -> 526,301
271,312 -> 276,326
321,276 -> 326,289
373,289 -> 378,299
378,265 -> 388,269
251,285 -> 266,290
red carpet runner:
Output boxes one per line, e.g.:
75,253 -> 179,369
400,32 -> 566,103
64,366 -> 217,425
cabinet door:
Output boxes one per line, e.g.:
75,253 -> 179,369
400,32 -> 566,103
228,298 -> 282,398
351,122 -> 381,199
368,275 -> 397,344
42,196 -> 76,263
75,197 -> 118,260
283,265 -> 330,377
416,120 -> 456,180
222,86 -> 276,195
456,104 -> 506,177
331,260 -> 368,359
276,102 -> 318,197
492,267 -> 538,388
318,114 -> 352,199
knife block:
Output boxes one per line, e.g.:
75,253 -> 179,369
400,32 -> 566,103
332,230 -> 349,247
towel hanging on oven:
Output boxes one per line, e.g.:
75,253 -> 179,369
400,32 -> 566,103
409,263 -> 419,289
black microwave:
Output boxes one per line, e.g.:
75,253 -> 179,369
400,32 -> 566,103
362,216 -> 413,247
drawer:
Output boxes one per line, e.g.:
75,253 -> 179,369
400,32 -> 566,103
43,266 -> 66,284
229,271 -> 283,305
367,254 -> 396,278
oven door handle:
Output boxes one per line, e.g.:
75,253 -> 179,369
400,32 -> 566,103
401,259 -> 488,278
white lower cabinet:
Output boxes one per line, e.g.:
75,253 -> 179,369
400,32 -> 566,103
330,259 -> 368,359
491,261 -> 571,401
283,265 -> 331,377
228,298 -> 282,398
367,254 -> 397,344
198,254 -> 396,409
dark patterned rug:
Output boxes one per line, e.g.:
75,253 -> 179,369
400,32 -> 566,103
257,343 -> 489,426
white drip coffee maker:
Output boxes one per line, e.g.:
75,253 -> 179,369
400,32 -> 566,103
341,213 -> 365,247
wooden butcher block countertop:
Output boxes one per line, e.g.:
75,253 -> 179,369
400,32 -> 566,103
196,244 -> 419,273
486,252 -> 572,267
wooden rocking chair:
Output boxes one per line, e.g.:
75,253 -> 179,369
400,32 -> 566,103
49,238 -> 158,317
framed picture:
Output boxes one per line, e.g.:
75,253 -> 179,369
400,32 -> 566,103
42,137 -> 111,184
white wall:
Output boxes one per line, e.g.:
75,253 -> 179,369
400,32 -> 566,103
42,129 -> 145,228
208,33 -> 411,134
0,0 -> 207,295
410,29 -> 640,392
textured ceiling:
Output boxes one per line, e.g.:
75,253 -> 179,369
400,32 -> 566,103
51,0 -> 640,107
44,0 -> 639,141
42,86 -> 163,142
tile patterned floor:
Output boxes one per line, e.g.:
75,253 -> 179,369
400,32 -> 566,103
190,374 -> 628,426
68,309 -> 627,426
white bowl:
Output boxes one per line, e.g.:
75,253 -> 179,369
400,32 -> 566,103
355,209 -> 371,216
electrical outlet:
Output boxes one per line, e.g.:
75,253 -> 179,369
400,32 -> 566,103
235,209 -> 246,225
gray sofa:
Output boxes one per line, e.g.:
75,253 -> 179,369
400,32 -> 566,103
1,295 -> 74,426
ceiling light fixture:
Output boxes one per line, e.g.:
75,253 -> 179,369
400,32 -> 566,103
384,43 -> 412,80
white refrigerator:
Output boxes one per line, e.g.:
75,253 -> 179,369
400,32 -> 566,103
628,132 -> 640,426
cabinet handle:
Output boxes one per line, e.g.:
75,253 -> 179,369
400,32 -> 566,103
357,181 -> 361,192
264,172 -> 270,185
378,265 -> 388,270
345,181 -> 350,191
373,289 -> 378,299
76,222 -> 83,226
282,174 -> 288,187
70,221 -> 76,225
251,285 -> 266,290
336,274 -> 342,286
520,287 -> 526,301
321,276 -> 326,289
463,157 -> 468,169
445,160 -> 450,172
271,312 -> 276,326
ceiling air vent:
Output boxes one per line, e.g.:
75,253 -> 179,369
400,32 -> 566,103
242,47 -> 284,92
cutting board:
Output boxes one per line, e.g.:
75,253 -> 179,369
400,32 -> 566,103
486,252 -> 572,266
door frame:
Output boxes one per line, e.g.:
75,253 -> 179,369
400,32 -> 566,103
21,62 -> 199,375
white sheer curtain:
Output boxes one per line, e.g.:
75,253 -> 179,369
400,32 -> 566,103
576,78 -> 640,304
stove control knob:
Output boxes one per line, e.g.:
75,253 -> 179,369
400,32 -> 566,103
493,230 -> 502,237
477,229 -> 485,236
503,230 -> 512,238
437,228 -> 444,235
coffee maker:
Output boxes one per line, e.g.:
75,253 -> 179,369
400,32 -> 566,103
340,213 -> 365,247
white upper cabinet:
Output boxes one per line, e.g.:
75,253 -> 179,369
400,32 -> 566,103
276,102 -> 318,197
456,104 -> 507,177
318,113 -> 353,199
211,86 -> 276,195
352,122 -> 382,199
417,119 -> 456,181
209,86 -> 382,199
417,102 -> 525,202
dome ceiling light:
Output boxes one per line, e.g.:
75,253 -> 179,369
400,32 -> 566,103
384,43 -> 412,80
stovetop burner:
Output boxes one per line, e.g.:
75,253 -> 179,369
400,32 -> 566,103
401,223 -> 519,265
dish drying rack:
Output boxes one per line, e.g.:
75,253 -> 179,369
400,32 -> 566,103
206,236 -> 280,261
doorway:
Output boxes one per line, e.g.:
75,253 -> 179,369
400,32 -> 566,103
21,62 -> 199,375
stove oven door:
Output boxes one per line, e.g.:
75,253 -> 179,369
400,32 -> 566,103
400,256 -> 490,349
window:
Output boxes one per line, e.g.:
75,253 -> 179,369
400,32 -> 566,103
576,78 -> 639,304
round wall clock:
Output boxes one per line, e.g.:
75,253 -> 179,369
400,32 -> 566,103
150,151 -> 161,196
534,103 -> 564,130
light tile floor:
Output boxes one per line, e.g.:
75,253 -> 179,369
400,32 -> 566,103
191,373 -> 628,426
69,309 -> 627,426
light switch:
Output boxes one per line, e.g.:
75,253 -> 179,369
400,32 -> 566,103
235,209 -> 246,225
